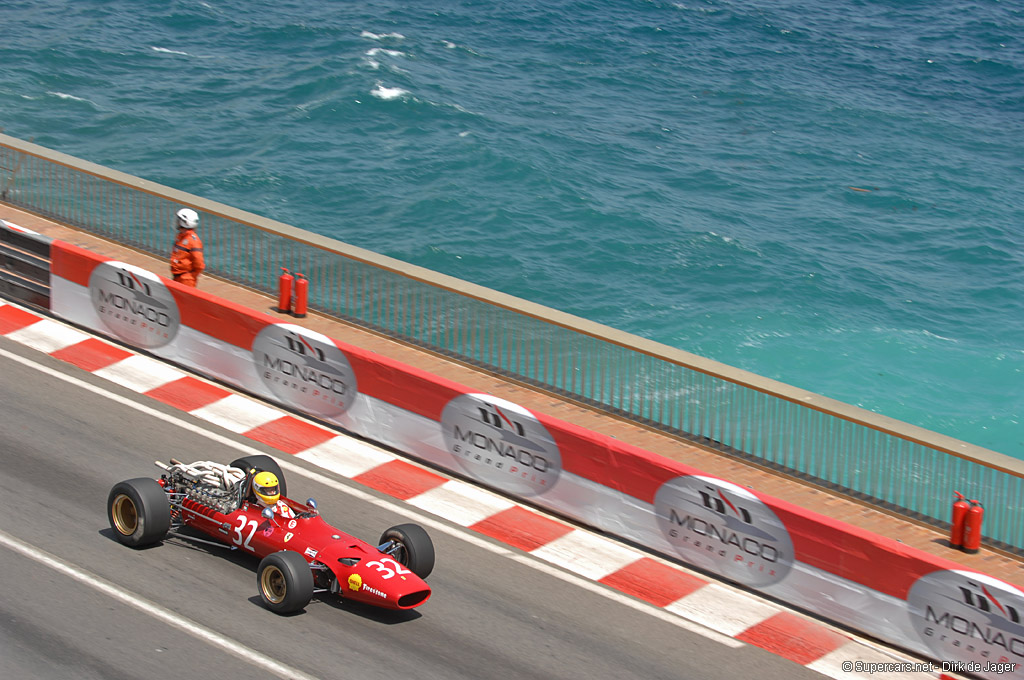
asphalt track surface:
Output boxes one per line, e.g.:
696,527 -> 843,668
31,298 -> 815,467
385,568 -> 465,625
0,335 -> 828,680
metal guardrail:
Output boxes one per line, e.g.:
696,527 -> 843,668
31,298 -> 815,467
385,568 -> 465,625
1,132 -> 1021,552
0,219 -> 51,309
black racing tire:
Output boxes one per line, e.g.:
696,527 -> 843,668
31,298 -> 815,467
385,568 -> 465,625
379,523 -> 435,579
107,478 -> 172,548
230,454 -> 287,498
257,550 -> 314,614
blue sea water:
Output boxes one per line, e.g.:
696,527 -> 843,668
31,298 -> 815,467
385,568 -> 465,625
1,0 -> 1022,456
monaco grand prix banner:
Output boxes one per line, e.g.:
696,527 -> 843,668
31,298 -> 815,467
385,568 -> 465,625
49,241 -> 1024,678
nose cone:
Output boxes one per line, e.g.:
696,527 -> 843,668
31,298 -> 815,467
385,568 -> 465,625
345,569 -> 431,610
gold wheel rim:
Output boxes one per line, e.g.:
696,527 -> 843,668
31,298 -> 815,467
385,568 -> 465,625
112,494 -> 139,536
261,565 -> 287,604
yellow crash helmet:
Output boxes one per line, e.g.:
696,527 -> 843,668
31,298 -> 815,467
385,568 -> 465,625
253,470 -> 280,505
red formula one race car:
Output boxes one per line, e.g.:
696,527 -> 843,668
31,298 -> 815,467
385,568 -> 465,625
107,454 -> 434,614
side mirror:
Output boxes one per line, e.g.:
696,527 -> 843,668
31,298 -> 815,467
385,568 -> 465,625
262,507 -> 275,520
306,498 -> 318,511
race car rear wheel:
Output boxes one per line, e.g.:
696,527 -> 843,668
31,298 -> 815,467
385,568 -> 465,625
257,550 -> 313,614
107,478 -> 171,548
379,523 -> 435,579
230,454 -> 287,498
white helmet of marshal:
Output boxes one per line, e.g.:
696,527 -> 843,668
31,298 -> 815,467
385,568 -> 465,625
176,208 -> 199,229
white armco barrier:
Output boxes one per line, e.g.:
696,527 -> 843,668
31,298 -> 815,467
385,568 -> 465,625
50,240 -> 1024,678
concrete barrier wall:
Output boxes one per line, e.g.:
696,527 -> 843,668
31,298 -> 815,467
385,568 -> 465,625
49,240 -> 1024,678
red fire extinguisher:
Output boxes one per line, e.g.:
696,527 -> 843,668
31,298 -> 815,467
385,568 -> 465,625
949,491 -> 969,549
962,499 -> 984,554
293,272 -> 308,318
277,267 -> 294,313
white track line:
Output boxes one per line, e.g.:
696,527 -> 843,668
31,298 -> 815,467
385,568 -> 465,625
0,528 -> 318,680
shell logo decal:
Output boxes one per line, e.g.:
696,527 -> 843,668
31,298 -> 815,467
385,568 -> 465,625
348,573 -> 363,592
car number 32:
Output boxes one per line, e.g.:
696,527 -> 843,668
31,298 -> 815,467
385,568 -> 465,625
232,516 -> 260,550
365,557 -> 411,580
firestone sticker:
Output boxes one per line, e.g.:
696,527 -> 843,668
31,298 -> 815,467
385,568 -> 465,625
654,475 -> 794,587
908,569 -> 1024,670
89,261 -> 180,348
441,394 -> 561,497
252,324 -> 357,417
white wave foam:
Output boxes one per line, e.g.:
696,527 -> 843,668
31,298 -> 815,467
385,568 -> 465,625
370,83 -> 408,100
362,47 -> 408,72
440,41 -> 482,57
150,46 -> 190,56
360,31 -> 405,41
893,327 -> 958,344
366,48 -> 404,58
46,91 -> 94,105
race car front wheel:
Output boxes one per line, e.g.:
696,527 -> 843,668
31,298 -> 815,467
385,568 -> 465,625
257,550 -> 314,614
107,478 -> 171,548
379,523 -> 435,579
